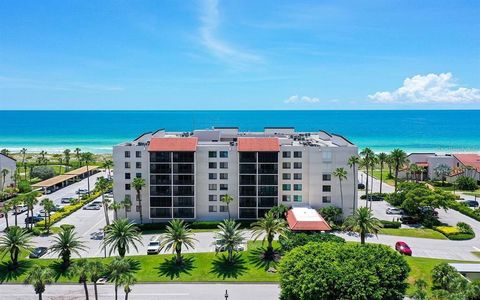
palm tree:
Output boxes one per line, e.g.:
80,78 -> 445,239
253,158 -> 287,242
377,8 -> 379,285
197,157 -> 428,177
63,149 -> 71,170
88,260 -> 104,300
122,274 -> 136,300
377,152 -> 388,194
23,193 -> 38,230
434,164 -> 451,186
343,207 -> 381,244
50,227 -> 87,269
214,219 -> 245,263
95,177 -> 111,226
410,164 -> 421,183
109,201 -> 124,221
72,259 -> 91,300
74,148 -> 82,166
369,155 -> 378,195
20,148 -> 28,180
1,168 -> 9,191
0,149 -> 9,156
0,226 -> 33,268
360,148 -> 374,206
251,211 -> 287,258
40,198 -> 55,234
24,265 -> 54,300
160,219 -> 197,265
132,177 -> 145,224
103,218 -> 143,258
103,159 -> 114,178
106,258 -> 138,300
390,148 -> 408,192
1,201 -> 12,229
10,196 -> 23,226
332,168 -> 347,211
348,155 -> 360,211
121,197 -> 132,219
81,152 -> 94,194
220,194 -> 234,220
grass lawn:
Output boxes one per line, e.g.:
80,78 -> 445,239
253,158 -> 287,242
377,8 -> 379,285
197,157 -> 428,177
379,228 -> 447,240
473,252 -> 480,258
370,169 -> 395,186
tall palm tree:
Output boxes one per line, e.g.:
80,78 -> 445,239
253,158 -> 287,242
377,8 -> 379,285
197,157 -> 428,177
103,218 -> 143,258
220,194 -> 234,220
410,164 -> 421,183
23,193 -> 38,230
251,211 -> 287,258
214,219 -> 245,263
40,198 -> 55,234
160,219 -> 197,265
72,259 -> 91,300
132,177 -> 145,224
0,226 -> 33,268
24,265 -> 54,300
348,155 -> 360,211
1,168 -> 9,191
95,177 -> 111,226
390,148 -> 408,192
50,227 -> 87,269
109,202 -> 124,221
63,149 -> 71,172
10,196 -> 23,226
377,152 -> 388,194
332,168 -> 347,211
122,274 -> 136,300
74,148 -> 82,166
1,201 -> 12,229
368,155 -> 378,209
88,261 -> 104,300
360,148 -> 374,206
103,159 -> 114,178
81,152 -> 94,194
121,197 -> 132,219
343,207 -> 381,244
106,258 -> 138,300
20,148 -> 28,180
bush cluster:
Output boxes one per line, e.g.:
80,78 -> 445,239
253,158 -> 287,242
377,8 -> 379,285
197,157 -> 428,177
137,220 -> 256,231
30,166 -> 55,180
448,200 -> 480,222
380,220 -> 402,228
279,231 -> 345,252
434,222 -> 475,240
456,176 -> 478,191
360,192 -> 387,201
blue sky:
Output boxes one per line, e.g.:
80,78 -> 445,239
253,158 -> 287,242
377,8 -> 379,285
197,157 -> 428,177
1,0 -> 479,110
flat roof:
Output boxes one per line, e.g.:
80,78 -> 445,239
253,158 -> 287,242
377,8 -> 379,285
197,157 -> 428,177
32,174 -> 77,188
450,263 -> 480,273
237,137 -> 280,152
65,165 -> 99,175
148,137 -> 198,152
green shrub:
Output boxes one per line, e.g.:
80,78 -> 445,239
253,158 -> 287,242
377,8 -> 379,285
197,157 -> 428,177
448,200 -> 480,222
457,222 -> 473,234
456,176 -> 478,191
31,227 -> 42,236
30,166 -> 55,180
60,224 -> 75,231
17,180 -> 32,193
447,233 -> 475,240
279,231 -> 345,252
318,205 -> 343,224
138,220 -> 256,231
380,220 -> 402,228
360,192 -> 387,200
279,242 -> 410,300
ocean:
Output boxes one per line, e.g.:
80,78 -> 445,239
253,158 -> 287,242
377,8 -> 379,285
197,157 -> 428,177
1,110 -> 479,154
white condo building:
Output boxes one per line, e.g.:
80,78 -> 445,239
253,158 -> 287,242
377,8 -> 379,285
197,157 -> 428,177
0,153 -> 16,189
113,127 -> 358,223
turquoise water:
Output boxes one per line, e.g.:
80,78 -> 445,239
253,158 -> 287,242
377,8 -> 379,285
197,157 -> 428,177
0,110 -> 479,153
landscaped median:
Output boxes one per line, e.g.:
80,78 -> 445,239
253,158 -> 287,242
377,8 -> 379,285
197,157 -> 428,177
433,222 -> 475,240
448,199 -> 480,222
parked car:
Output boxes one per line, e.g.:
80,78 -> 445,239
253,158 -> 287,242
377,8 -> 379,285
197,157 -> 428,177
29,247 -> 48,259
76,188 -> 88,195
147,237 -> 161,254
400,216 -> 420,225
90,231 -> 104,240
61,197 -> 75,204
459,200 -> 479,208
39,205 -> 61,215
386,208 -> 404,215
357,183 -> 365,189
395,241 -> 412,256
419,206 -> 438,217
13,205 -> 28,215
214,239 -> 245,252
25,216 -> 44,224
366,194 -> 384,201
92,200 -> 103,207
83,203 -> 101,210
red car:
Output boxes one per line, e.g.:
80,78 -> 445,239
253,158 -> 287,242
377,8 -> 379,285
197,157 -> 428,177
395,241 -> 412,256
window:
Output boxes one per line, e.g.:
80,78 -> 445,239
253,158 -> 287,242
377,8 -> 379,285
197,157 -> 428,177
209,151 -> 217,158
282,195 -> 291,202
220,162 -> 228,169
125,173 -> 131,180
135,151 -> 141,158
125,162 -> 131,169
220,173 -> 228,180
323,173 -> 332,181
220,184 -> 228,191
209,205 -> 217,212
294,184 -> 302,191
219,151 -> 228,158
282,162 -> 291,169
124,151 -> 130,158
293,162 -> 302,169
136,162 -> 142,169
294,151 -> 302,158
282,173 -> 291,180
209,184 -> 217,190
294,195 -> 302,202
220,206 -> 228,212
135,173 -> 142,178
323,185 -> 332,192
209,162 -> 217,169
209,195 -> 217,201
282,151 -> 291,158
209,173 -> 217,180
125,184 -> 131,190
282,184 -> 291,191
322,151 -> 332,162
294,173 -> 302,180
322,196 -> 331,203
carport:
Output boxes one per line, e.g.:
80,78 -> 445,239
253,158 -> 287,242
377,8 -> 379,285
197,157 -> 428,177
32,165 -> 100,194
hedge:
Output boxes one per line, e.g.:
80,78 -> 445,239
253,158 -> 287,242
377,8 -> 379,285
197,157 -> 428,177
380,220 -> 402,229
447,200 -> 480,222
138,220 -> 257,231
279,231 -> 345,252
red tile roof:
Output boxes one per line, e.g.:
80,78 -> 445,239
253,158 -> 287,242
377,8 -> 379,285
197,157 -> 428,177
237,137 -> 280,152
453,154 -> 480,172
286,208 -> 331,231
148,137 -> 198,152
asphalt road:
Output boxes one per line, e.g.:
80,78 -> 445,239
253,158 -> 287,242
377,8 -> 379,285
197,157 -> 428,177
0,283 -> 280,300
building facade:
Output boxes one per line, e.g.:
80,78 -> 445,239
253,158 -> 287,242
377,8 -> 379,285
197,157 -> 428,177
0,153 -> 17,190
113,127 -> 358,223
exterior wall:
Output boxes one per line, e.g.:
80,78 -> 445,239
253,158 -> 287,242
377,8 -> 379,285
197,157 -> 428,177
427,156 -> 455,180
0,155 -> 17,189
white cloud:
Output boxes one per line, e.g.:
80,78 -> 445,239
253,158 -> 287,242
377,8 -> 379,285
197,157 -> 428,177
199,0 -> 262,67
284,95 -> 320,104
369,73 -> 480,104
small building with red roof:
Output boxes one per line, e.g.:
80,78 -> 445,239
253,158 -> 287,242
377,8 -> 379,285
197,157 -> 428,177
286,207 -> 331,232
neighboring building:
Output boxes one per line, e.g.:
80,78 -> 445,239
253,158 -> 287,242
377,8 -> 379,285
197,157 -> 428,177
113,127 -> 358,223
286,207 -> 331,232
0,153 -> 17,190
449,263 -> 480,281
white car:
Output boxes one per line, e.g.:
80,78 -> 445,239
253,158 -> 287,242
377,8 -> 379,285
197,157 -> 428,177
147,237 -> 161,254
83,204 -> 101,210
386,208 -> 404,215
214,239 -> 245,252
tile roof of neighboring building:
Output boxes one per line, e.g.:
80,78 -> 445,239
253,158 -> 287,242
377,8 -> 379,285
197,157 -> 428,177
286,208 -> 331,231
237,137 -> 280,152
148,137 -> 198,152
453,154 -> 480,171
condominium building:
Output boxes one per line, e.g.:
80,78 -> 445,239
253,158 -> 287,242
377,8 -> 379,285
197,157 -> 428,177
0,153 -> 16,189
113,127 -> 357,223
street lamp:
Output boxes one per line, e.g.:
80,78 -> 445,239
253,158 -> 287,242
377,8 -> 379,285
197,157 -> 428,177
225,289 -> 229,299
